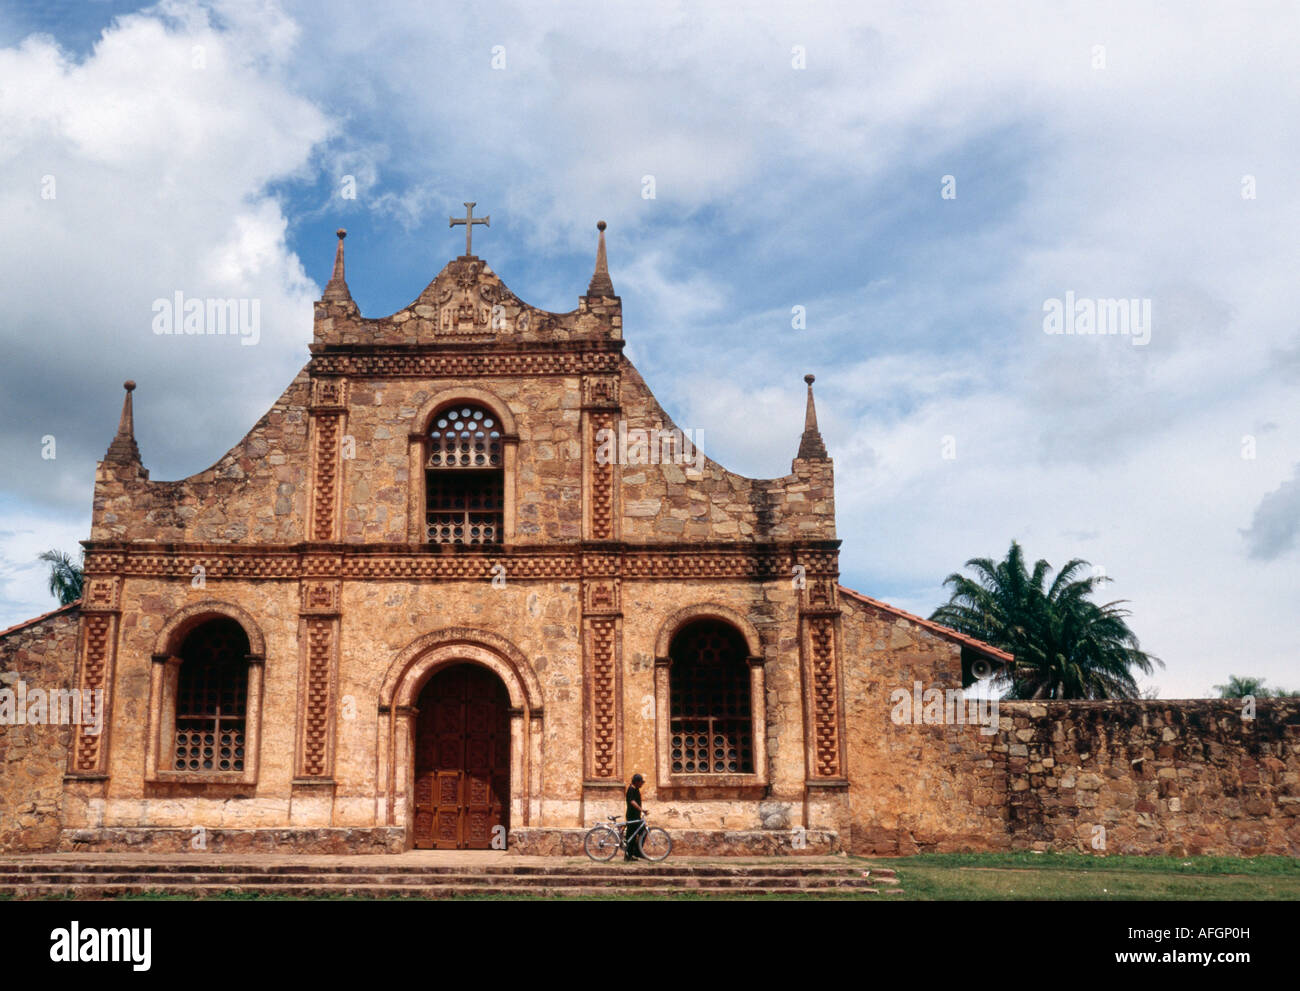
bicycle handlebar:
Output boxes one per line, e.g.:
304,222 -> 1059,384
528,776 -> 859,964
603,810 -> 649,822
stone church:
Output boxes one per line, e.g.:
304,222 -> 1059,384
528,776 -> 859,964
5,210 -> 1293,858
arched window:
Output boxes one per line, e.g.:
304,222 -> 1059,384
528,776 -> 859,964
669,620 -> 754,774
173,618 -> 250,773
425,404 -> 504,545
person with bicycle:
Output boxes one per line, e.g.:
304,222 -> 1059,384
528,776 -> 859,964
582,777 -> 670,862
624,772 -> 646,862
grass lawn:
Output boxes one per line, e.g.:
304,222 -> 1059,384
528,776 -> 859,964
874,851 -> 1300,900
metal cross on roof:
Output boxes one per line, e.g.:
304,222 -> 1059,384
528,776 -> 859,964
449,201 -> 489,256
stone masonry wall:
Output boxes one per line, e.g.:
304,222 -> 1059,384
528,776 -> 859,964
0,607 -> 81,851
84,363 -> 830,550
90,370 -> 311,543
992,699 -> 1300,855
618,362 -> 836,542
839,584 -> 1300,857
840,593 -> 1010,854
57,572 -> 812,837
338,374 -> 584,544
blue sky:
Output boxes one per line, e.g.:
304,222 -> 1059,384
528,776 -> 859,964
1,0 -> 1298,697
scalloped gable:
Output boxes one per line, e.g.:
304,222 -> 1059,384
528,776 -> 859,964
313,256 -> 622,347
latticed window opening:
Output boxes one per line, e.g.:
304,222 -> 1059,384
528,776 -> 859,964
669,620 -> 753,774
174,618 -> 249,772
427,405 -> 502,468
426,404 -> 504,545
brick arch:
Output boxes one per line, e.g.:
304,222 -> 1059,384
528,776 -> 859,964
379,627 -> 545,838
653,603 -> 764,660
412,386 -> 517,438
381,627 -> 543,712
152,599 -> 266,658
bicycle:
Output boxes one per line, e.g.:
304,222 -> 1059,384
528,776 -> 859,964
583,811 -> 673,862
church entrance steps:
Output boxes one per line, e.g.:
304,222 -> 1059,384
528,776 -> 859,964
0,855 -> 900,898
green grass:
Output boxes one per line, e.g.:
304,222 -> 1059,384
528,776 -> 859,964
871,852 -> 1300,900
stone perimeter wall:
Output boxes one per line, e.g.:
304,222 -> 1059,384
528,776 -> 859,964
990,698 -> 1300,856
0,608 -> 81,851
839,595 -> 1300,859
840,593 -> 1300,857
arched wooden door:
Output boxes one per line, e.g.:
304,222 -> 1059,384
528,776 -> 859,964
413,664 -> 510,850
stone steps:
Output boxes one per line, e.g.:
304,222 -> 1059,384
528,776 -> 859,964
0,871 -> 893,888
1,882 -> 898,899
0,859 -> 900,899
0,862 -> 897,878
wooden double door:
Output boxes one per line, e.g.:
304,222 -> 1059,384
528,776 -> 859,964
413,664 -> 510,849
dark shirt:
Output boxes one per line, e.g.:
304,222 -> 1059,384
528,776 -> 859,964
625,784 -> 642,822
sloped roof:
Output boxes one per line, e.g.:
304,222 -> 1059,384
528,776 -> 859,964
0,600 -> 81,640
838,585 -> 1013,663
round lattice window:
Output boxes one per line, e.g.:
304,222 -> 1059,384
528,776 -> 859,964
428,406 -> 502,468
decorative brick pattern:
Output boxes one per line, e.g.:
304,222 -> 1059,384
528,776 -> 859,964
311,377 -> 348,410
80,545 -> 839,581
809,616 -> 840,777
74,614 -> 112,772
806,578 -> 837,611
81,577 -> 120,612
588,617 -> 618,778
310,349 -> 620,378
581,550 -> 621,576
590,411 -> 615,540
104,553 -> 302,578
302,618 -> 333,777
622,551 -> 787,579
584,578 -> 620,614
300,580 -> 340,615
340,556 -> 580,580
311,413 -> 340,541
581,374 -> 620,408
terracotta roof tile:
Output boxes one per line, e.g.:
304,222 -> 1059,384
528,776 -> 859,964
0,600 -> 81,640
837,585 -> 1013,663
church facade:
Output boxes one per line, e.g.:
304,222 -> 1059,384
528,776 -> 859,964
2,213 -> 1081,857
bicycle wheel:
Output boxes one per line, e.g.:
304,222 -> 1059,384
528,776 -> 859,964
639,827 -> 672,862
584,825 -> 620,862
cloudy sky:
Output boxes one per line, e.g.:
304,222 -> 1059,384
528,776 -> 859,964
1,0 -> 1297,698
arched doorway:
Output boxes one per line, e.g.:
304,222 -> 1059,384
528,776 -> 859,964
413,663 -> 510,849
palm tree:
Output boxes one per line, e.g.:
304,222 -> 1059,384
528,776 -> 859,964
930,540 -> 1162,700
1214,675 -> 1298,698
37,549 -> 84,606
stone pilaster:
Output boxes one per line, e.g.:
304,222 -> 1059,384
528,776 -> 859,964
293,575 -> 341,828
582,373 -> 621,542
797,563 -> 847,781
66,576 -> 121,779
309,377 -> 348,542
581,550 -> 623,790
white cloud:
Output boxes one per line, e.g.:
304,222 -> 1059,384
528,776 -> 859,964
1242,463 -> 1300,561
0,1 -> 330,495
3,0 -> 1299,698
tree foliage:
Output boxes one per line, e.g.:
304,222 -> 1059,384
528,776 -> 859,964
930,540 -> 1162,700
37,548 -> 84,606
1213,674 -> 1299,698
